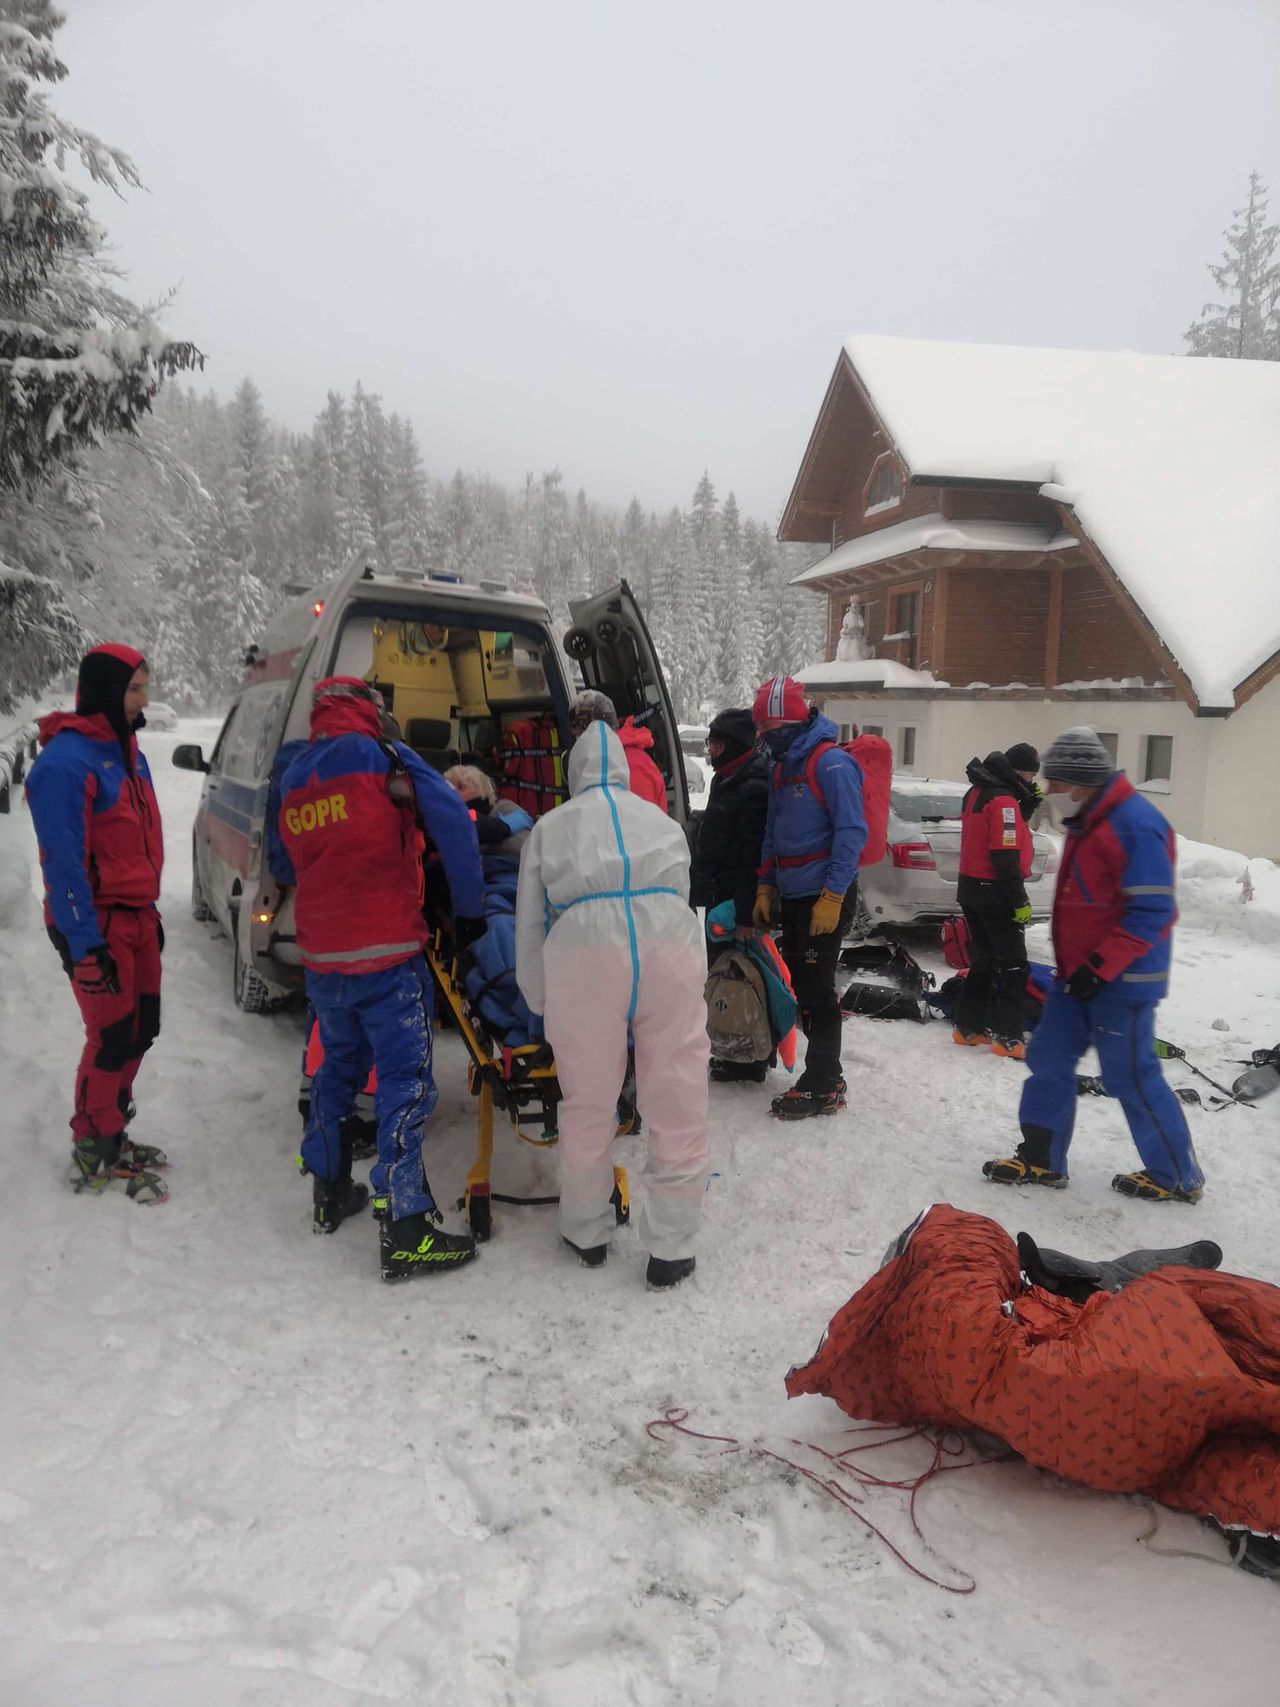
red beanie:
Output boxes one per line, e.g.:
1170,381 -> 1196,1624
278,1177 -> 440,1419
752,675 -> 809,725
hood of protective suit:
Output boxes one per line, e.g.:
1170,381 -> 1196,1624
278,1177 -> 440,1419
567,721 -> 631,797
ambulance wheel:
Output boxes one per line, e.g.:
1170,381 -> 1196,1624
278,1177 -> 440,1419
232,920 -> 275,1014
563,626 -> 594,660
191,844 -> 213,922
467,1193 -> 492,1243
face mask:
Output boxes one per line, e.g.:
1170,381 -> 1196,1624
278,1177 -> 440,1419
1044,790 -> 1082,826
759,725 -> 801,760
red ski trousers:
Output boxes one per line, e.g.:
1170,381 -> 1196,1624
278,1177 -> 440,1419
51,908 -> 163,1141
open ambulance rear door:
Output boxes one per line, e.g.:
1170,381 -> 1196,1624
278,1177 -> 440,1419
565,580 -> 690,827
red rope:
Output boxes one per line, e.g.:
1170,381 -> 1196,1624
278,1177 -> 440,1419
646,1408 -> 1013,1594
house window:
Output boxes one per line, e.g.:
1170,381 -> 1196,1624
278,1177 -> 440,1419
899,725 -> 917,768
1097,731 -> 1120,764
884,587 -> 921,668
1141,734 -> 1174,792
864,455 -> 903,517
861,724 -> 885,737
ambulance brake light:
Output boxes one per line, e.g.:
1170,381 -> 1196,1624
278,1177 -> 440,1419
312,600 -> 325,616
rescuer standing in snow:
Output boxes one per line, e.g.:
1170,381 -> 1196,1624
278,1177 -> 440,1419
25,644 -> 168,1202
270,676 -> 487,1278
983,726 -> 1205,1202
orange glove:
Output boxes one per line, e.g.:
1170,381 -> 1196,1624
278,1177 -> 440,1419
809,888 -> 846,935
752,884 -> 777,928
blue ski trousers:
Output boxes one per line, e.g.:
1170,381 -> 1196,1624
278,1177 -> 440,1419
302,955 -> 437,1219
1019,985 -> 1204,1192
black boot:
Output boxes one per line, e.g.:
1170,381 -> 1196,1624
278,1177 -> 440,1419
313,1175 -> 370,1234
771,1075 -> 847,1120
563,1236 -> 607,1267
647,1253 -> 696,1288
380,1210 -> 478,1281
710,1059 -> 768,1083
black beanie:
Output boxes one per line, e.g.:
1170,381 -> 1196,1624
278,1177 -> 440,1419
76,645 -> 147,746
1004,742 -> 1040,773
708,707 -> 755,766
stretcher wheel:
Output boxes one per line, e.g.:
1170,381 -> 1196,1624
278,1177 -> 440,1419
466,1189 -> 492,1243
594,617 -> 621,646
564,626 -> 594,660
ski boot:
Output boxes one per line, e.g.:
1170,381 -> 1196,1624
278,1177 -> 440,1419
1111,1171 -> 1203,1204
380,1208 -> 478,1281
982,1155 -> 1068,1189
647,1253 -> 696,1289
313,1174 -> 370,1234
772,1076 -> 847,1120
69,1135 -> 168,1204
990,1036 -> 1027,1061
952,1029 -> 989,1049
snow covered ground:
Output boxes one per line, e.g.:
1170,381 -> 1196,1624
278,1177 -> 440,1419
1,720 -> 1278,1707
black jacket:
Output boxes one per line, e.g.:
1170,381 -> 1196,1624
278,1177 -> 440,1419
690,750 -> 771,926
956,751 -> 1039,913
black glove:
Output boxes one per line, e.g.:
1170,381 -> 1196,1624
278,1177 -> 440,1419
1065,954 -> 1107,1003
454,914 -> 487,949
155,912 -> 165,953
73,944 -> 120,996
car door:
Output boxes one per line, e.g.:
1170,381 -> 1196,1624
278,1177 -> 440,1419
565,580 -> 689,826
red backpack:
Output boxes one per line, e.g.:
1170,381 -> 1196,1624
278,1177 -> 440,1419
942,915 -> 972,969
774,732 -> 893,869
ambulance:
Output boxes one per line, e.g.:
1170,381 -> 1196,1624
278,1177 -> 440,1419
173,555 -> 689,1010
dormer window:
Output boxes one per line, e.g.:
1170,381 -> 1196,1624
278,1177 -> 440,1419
864,454 -> 903,517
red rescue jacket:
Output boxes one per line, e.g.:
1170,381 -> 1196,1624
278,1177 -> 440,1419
279,698 -> 431,975
960,788 -> 1032,882
618,718 -> 668,811
26,711 -> 164,960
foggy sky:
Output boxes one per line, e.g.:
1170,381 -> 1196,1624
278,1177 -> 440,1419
63,0 -> 1280,522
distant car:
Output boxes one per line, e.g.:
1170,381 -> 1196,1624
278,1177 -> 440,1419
144,701 -> 179,731
678,724 -> 709,758
857,776 -> 1057,933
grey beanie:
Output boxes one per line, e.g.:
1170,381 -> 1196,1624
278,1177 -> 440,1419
569,689 -> 618,730
1041,726 -> 1115,787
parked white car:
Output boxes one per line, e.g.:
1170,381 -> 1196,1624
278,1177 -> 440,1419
143,701 -> 179,731
858,776 -> 1057,931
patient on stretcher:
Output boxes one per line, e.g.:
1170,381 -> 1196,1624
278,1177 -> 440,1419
443,766 -> 540,1046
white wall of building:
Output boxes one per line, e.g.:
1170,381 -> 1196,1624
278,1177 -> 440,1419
816,693 -> 1213,838
1201,676 -> 1280,859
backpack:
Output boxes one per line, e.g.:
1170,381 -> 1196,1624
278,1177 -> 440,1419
704,950 -> 772,1064
496,713 -> 567,817
773,734 -> 892,869
942,915 -> 972,970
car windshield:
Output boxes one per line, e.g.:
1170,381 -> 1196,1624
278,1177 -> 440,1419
891,782 -> 967,822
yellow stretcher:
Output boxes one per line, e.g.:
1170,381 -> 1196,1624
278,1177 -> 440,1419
426,930 -> 629,1242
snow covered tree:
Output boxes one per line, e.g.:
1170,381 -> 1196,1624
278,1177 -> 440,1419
0,0 -> 200,708
1186,172 -> 1280,361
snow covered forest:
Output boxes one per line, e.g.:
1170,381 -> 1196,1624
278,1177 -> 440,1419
20,376 -> 827,719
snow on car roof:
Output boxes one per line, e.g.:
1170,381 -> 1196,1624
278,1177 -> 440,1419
844,335 -> 1280,709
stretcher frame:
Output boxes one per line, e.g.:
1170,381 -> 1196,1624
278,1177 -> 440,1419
426,929 -> 629,1242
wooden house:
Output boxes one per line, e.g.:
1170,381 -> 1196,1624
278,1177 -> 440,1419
779,337 -> 1280,856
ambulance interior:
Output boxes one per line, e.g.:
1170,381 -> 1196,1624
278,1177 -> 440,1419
328,611 -> 567,807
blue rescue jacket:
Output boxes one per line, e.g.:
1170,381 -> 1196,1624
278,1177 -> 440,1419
758,713 -> 867,898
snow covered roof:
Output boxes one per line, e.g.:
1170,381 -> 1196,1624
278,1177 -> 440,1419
796,657 -> 944,691
791,516 -> 1075,587
841,336 -> 1280,709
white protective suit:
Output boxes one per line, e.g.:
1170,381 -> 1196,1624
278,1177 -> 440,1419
515,721 -> 710,1261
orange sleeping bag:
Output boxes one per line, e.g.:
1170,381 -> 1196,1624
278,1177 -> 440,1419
785,1204 -> 1280,1539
